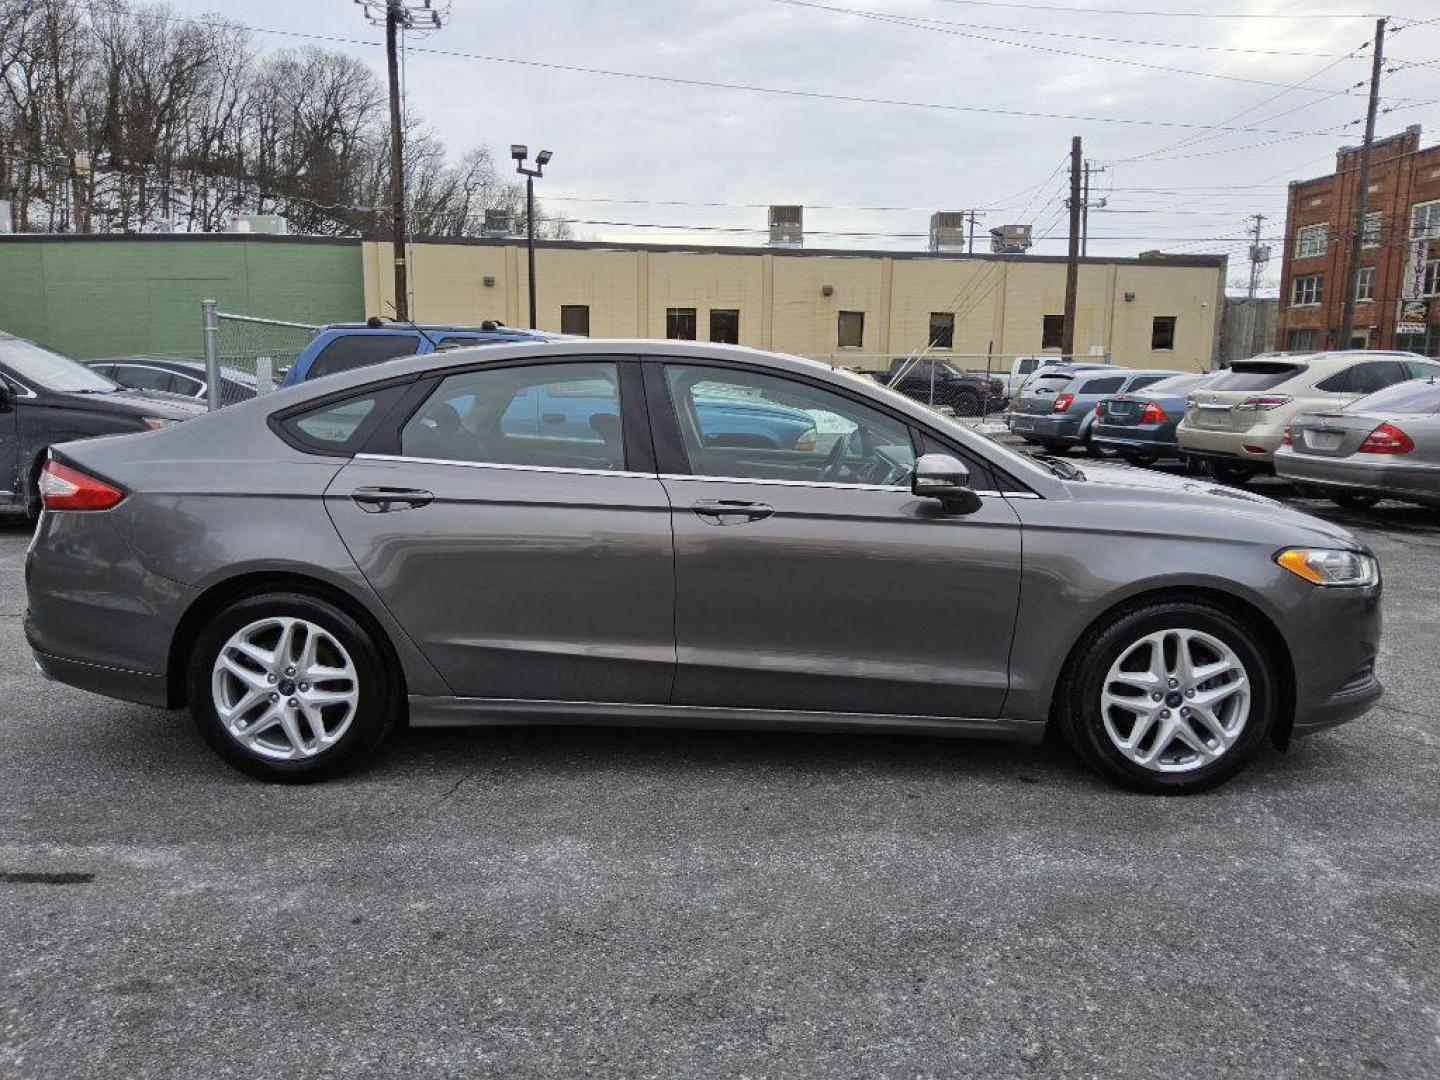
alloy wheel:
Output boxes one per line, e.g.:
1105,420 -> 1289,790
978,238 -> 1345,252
1099,628 -> 1250,774
211,616 -> 360,760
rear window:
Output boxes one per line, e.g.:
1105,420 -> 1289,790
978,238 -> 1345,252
1140,373 -> 1208,395
1030,373 -> 1073,389
307,334 -> 420,380
1204,363 -> 1300,391
1076,376 -> 1125,395
1349,378 -> 1440,415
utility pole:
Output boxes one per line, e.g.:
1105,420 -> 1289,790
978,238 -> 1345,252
965,209 -> 982,255
1245,213 -> 1267,301
1339,16 -> 1386,350
359,0 -> 445,321
1245,213 -> 1269,358
1061,135 -> 1082,358
1080,162 -> 1105,257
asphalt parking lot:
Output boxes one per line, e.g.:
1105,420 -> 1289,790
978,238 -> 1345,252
1,475 -> 1438,1080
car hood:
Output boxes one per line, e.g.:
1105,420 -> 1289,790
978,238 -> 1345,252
51,388 -> 207,421
1063,461 -> 1363,549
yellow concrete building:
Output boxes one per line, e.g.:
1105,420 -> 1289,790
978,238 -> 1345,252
362,239 -> 1227,370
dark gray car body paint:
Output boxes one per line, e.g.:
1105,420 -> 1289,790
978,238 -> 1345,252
26,340 -> 1381,742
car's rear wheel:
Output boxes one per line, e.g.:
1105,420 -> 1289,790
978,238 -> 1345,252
1040,439 -> 1069,455
188,592 -> 400,782
1207,461 -> 1253,485
1057,602 -> 1277,794
1329,490 -> 1381,511
949,389 -> 981,417
1121,451 -> 1160,467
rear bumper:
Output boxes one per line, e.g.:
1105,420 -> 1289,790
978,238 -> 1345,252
1089,423 -> 1180,456
1006,413 -> 1082,443
1177,423 -> 1285,463
1275,449 -> 1440,506
29,640 -> 171,709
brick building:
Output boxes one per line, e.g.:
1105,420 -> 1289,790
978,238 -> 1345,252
1276,124 -> 1440,356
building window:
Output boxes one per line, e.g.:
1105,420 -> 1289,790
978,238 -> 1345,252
1041,314 -> 1064,350
1362,212 -> 1382,248
1424,259 -> 1440,298
1356,266 -> 1375,303
560,305 -> 590,336
837,311 -> 865,348
1291,273 -> 1323,307
1294,223 -> 1328,259
666,307 -> 697,340
708,309 -> 739,344
1412,199 -> 1440,240
1286,328 -> 1319,351
1151,316 -> 1177,351
928,311 -> 955,349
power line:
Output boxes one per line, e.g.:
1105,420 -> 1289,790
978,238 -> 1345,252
922,0 -> 1399,18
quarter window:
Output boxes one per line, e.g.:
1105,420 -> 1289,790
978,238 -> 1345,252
663,364 -> 915,486
1294,223 -> 1327,258
400,362 -> 625,471
279,385 -> 407,454
1314,361 -> 1411,395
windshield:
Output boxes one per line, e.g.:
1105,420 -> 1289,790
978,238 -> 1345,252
1204,362 -> 1301,392
1349,377 -> 1440,415
0,338 -> 116,392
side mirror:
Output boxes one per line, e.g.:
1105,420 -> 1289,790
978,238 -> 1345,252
912,453 -> 981,514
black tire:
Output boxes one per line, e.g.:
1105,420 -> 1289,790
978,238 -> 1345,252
1121,451 -> 1160,467
1040,439 -> 1069,455
1329,490 -> 1381,510
1021,436 -> 1040,446
187,591 -> 401,783
1085,431 -> 1118,458
950,390 -> 982,417
1056,601 -> 1277,795
1208,461 -> 1253,485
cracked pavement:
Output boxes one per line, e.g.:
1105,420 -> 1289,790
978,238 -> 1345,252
1,476 -> 1437,1079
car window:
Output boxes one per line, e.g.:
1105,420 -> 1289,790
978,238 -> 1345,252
1348,378 -> 1440,414
400,362 -> 624,471
1315,361 -> 1410,396
169,374 -> 204,398
279,385 -> 408,454
307,334 -> 420,380
1205,363 -> 1301,391
663,364 -> 915,487
1408,361 -> 1440,379
114,364 -> 180,393
0,338 -> 116,392
1077,376 -> 1125,396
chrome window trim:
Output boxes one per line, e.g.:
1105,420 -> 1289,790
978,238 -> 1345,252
660,472 -> 908,493
355,452 -> 653,480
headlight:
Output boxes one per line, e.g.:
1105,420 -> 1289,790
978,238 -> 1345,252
1275,547 -> 1379,587
141,417 -> 177,430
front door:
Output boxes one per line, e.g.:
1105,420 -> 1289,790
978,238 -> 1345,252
323,359 -> 675,704
650,361 -> 1023,719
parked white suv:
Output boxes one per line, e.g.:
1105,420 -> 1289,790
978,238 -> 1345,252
1177,350 -> 1440,481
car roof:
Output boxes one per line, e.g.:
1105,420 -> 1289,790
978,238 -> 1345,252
321,322 -> 557,336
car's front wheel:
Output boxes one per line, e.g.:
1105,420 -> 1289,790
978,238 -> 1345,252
1329,490 -> 1381,511
188,592 -> 400,782
1057,602 -> 1277,794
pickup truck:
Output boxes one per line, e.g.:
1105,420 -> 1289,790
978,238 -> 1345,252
872,357 -> 1006,416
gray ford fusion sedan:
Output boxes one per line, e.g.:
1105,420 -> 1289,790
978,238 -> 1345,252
24,340 -> 1382,794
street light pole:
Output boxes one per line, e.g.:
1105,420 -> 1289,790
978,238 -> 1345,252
513,145 -> 553,330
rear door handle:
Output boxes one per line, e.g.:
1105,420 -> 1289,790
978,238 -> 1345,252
691,499 -> 774,525
351,486 -> 434,512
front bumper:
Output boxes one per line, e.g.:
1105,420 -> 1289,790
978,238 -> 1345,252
1283,577 -> 1383,740
1275,448 -> 1440,507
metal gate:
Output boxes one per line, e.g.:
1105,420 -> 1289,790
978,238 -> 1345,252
200,299 -> 320,410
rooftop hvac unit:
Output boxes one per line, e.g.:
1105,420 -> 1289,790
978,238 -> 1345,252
225,214 -> 288,235
481,209 -> 513,238
929,211 -> 967,252
989,224 -> 1032,254
768,204 -> 803,247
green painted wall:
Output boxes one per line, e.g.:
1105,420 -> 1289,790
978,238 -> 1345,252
0,236 -> 365,359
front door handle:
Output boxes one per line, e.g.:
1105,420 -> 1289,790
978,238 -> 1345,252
691,499 -> 774,525
351,486 -> 434,513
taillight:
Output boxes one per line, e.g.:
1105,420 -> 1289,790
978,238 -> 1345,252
1236,394 -> 1292,411
1094,402 -> 1104,417
37,460 -> 125,511
1282,425 -> 1292,446
1139,402 -> 1168,424
1357,421 -> 1414,455
1052,392 -> 1074,413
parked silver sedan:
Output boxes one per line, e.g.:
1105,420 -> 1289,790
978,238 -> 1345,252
1276,376 -> 1440,510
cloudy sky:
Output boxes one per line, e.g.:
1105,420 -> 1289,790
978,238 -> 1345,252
162,0 -> 1439,291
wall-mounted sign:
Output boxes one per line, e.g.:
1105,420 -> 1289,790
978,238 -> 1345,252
1397,297 -> 1430,335
1401,239 -> 1429,301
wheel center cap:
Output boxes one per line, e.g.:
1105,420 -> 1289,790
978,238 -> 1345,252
278,678 -> 297,697
1165,690 -> 1184,708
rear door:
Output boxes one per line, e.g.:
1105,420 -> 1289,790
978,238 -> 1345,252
650,360 -> 1023,719
320,358 -> 675,704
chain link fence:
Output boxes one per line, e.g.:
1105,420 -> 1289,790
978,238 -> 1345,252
201,300 -> 319,409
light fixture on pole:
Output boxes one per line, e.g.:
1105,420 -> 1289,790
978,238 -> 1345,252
513,144 -> 553,330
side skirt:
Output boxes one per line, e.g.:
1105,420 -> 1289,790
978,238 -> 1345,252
407,696 -> 1046,743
